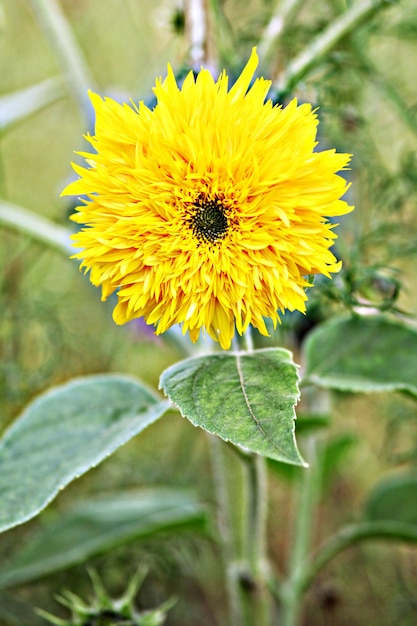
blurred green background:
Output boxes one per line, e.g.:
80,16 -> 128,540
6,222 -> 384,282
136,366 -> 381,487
1,0 -> 417,624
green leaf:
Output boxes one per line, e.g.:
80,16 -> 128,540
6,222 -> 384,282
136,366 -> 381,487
160,348 -> 304,465
321,433 -> 358,491
294,412 -> 330,434
0,489 -> 206,589
365,474 -> 417,526
0,375 -> 170,533
0,78 -> 65,132
268,430 -> 356,486
303,315 -> 417,397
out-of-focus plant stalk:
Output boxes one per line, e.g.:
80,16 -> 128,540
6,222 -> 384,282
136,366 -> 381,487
236,329 -> 272,626
274,0 -> 396,97
0,78 -> 65,133
30,0 -> 95,120
239,452 -> 271,626
258,0 -> 307,66
185,0 -> 206,67
209,435 -> 242,625
208,0 -> 236,68
301,520 -> 417,593
0,200 -> 72,256
210,444 -> 272,626
185,0 -> 217,70
350,35 -> 417,137
209,327 -> 272,626
280,436 -> 323,626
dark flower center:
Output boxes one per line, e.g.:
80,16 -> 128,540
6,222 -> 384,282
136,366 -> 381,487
83,610 -> 135,625
189,195 -> 229,244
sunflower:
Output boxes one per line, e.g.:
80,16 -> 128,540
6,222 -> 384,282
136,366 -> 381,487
62,49 -> 353,350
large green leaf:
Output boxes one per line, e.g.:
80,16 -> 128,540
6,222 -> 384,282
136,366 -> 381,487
303,315 -> 417,397
160,348 -> 304,465
0,489 -> 206,589
0,375 -> 170,533
365,474 -> 417,525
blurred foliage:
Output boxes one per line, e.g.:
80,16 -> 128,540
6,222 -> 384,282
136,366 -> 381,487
1,0 -> 417,625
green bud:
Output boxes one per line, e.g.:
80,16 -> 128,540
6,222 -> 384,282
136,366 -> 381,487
36,567 -> 176,626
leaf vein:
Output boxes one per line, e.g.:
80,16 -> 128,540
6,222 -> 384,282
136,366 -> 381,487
235,353 -> 277,449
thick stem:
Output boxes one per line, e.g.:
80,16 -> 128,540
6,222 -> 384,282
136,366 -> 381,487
246,454 -> 268,573
238,452 -> 271,626
209,328 -> 272,625
236,328 -> 271,625
280,436 -> 323,626
208,435 -> 241,625
209,441 -> 272,626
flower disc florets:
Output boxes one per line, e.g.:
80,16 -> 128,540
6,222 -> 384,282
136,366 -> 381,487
62,49 -> 353,349
188,194 -> 229,244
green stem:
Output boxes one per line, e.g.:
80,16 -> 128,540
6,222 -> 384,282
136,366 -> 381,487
0,78 -> 65,134
208,0 -> 237,68
214,445 -> 271,626
280,436 -> 323,626
258,0 -> 308,66
0,200 -> 73,256
30,0 -> 96,119
246,454 -> 268,572
0,136 -> 6,198
300,520 -> 417,593
209,327 -> 271,626
237,327 -> 271,625
238,452 -> 271,626
208,435 -> 241,625
274,0 -> 395,97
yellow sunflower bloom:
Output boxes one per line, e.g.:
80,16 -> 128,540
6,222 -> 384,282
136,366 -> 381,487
62,48 -> 353,350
